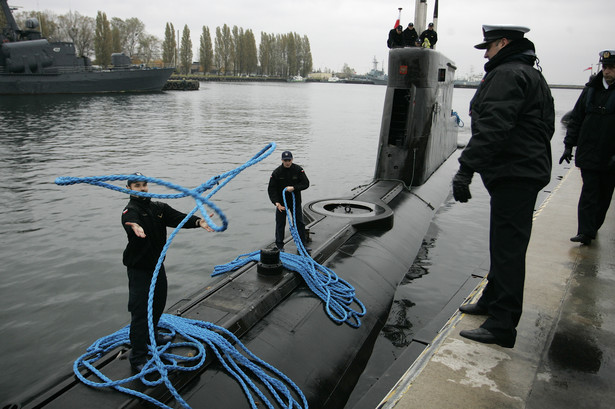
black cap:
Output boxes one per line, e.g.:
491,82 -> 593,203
474,24 -> 530,49
408,22 -> 414,27
127,172 -> 145,185
428,22 -> 434,27
396,25 -> 402,30
600,50 -> 615,65
281,151 -> 293,160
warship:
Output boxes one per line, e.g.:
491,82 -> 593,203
0,0 -> 174,95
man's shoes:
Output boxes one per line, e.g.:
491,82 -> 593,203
459,327 -> 515,348
570,234 -> 592,245
459,303 -> 488,315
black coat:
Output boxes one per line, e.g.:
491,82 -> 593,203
267,163 -> 310,206
387,28 -> 404,49
419,29 -> 437,48
459,38 -> 555,190
564,71 -> 615,170
403,27 -> 418,46
122,198 -> 201,270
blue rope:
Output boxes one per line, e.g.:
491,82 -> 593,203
212,190 -> 366,328
58,143 -> 307,409
452,110 -> 465,127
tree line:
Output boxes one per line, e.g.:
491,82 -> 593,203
7,9 -> 313,77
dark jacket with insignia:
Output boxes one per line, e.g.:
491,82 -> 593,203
564,71 -> 615,170
122,198 -> 200,270
459,38 -> 555,191
267,163 -> 310,207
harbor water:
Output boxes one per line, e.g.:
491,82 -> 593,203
0,82 -> 578,404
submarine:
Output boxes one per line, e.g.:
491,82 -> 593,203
11,9 -> 463,409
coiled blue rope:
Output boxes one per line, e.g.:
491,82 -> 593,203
57,143 -> 307,409
213,190 -> 366,328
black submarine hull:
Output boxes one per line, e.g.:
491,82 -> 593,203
13,47 -> 459,409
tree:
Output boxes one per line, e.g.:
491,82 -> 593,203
214,24 -> 233,75
243,29 -> 258,75
137,33 -> 160,65
162,22 -> 176,67
199,26 -> 213,74
179,24 -> 192,75
231,25 -> 243,75
57,11 -> 95,58
94,11 -> 112,66
123,17 -> 145,57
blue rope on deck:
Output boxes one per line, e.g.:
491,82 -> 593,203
213,190 -> 366,328
57,143 -> 307,409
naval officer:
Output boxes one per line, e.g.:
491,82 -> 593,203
451,25 -> 555,347
559,50 -> 615,245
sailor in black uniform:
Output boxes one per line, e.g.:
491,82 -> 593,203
560,50 -> 615,245
267,151 -> 310,251
451,25 -> 554,348
121,173 -> 212,371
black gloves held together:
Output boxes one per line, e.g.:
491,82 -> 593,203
452,167 -> 473,203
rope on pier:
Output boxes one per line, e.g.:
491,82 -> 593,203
213,190 -> 366,328
57,143 -> 307,409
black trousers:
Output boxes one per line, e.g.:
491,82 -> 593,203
275,198 -> 306,249
577,168 -> 615,239
127,265 -> 167,366
478,182 -> 539,343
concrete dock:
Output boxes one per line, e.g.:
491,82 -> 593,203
376,167 -> 615,409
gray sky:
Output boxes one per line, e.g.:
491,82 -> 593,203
11,0 -> 615,85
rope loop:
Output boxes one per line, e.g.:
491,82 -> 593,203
60,143 -> 308,409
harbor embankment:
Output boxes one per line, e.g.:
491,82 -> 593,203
368,166 -> 615,409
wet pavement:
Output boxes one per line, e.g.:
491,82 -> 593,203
375,167 -> 615,409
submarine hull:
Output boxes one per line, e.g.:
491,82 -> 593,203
14,46 -> 459,409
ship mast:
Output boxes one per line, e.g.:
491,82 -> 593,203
1,0 -> 20,42
414,0 -> 427,35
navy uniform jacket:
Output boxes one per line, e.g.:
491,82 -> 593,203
122,198 -> 201,270
564,71 -> 615,170
267,163 -> 310,207
459,38 -> 554,191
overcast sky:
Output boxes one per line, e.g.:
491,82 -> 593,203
10,0 -> 614,85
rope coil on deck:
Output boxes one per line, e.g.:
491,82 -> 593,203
213,190 -> 366,328
57,143 -> 307,409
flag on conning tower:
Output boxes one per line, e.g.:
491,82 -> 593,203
394,8 -> 402,28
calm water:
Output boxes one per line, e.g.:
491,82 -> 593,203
0,83 -> 579,403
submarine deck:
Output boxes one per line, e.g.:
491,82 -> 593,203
361,166 -> 615,409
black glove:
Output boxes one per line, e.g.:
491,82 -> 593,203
559,146 -> 573,164
452,168 -> 473,203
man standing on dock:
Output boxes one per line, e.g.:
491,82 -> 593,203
559,50 -> 615,246
451,25 -> 555,348
268,151 -> 310,252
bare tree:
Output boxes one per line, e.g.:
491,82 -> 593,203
137,33 -> 160,65
58,11 -> 95,58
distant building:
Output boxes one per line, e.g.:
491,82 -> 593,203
307,72 -> 332,81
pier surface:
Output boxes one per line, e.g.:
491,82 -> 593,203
377,166 -> 615,409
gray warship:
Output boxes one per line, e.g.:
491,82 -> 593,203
0,0 -> 174,95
